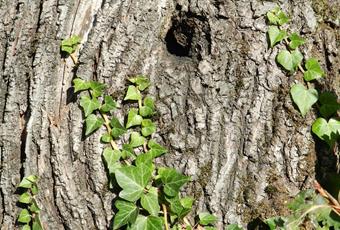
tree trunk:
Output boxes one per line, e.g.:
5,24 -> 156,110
0,0 -> 339,229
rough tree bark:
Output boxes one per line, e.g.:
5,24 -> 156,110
0,0 -> 339,229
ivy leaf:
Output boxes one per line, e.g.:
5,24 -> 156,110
32,216 -> 43,230
141,187 -> 160,216
122,144 -> 135,159
266,7 -> 289,25
110,117 -> 127,138
115,165 -> 153,202
30,199 -> 40,213
113,200 -> 138,229
225,224 -> 244,230
312,118 -> 340,146
19,192 -> 31,204
61,35 -> 81,54
199,212 -> 218,226
276,50 -> 303,72
158,168 -> 190,197
80,95 -> 100,117
85,114 -> 104,135
135,153 -> 155,167
265,216 -> 285,230
290,83 -> 318,117
73,78 -> 90,93
289,33 -> 305,50
18,209 -> 31,223
141,119 -> 156,137
22,225 -> 31,230
31,183 -> 39,195
268,26 -> 286,47
304,58 -> 325,81
140,97 -> 155,117
128,215 -> 163,230
19,175 -> 38,188
148,139 -> 167,157
103,147 -> 122,174
129,76 -> 151,91
124,85 -> 142,101
319,92 -> 340,118
126,108 -> 143,128
130,132 -> 146,148
100,95 -> 116,113
166,195 -> 194,219
88,81 -> 106,98
101,133 -> 112,143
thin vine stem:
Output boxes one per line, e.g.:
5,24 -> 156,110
162,204 -> 169,230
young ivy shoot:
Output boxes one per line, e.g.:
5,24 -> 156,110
73,76 -> 217,229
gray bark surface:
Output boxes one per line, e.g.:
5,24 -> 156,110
0,0 -> 339,229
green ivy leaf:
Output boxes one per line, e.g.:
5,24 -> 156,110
130,132 -> 146,148
290,83 -> 318,117
141,119 -> 156,137
205,227 -> 217,230
126,108 -> 143,128
88,81 -> 106,98
110,117 -> 127,138
225,224 -> 244,230
115,165 -> 153,202
101,133 -> 112,143
19,192 -> 31,204
148,139 -> 167,157
22,225 -> 31,230
140,97 -> 155,117
141,187 -> 160,216
30,199 -> 40,213
265,216 -> 286,230
80,95 -> 100,117
303,58 -> 325,81
129,76 -> 151,91
61,35 -> 81,54
319,92 -> 340,118
266,7 -> 289,26
289,33 -> 305,50
268,26 -> 286,47
32,216 -> 43,230
276,50 -> 303,72
312,118 -> 340,146
199,212 -> 218,226
166,195 -> 193,219
100,95 -> 116,113
85,114 -> 104,135
18,209 -> 31,223
128,215 -> 163,230
135,153 -> 155,168
113,200 -> 138,229
103,147 -> 122,174
19,175 -> 38,188
122,144 -> 135,159
31,183 -> 39,195
158,168 -> 190,197
124,85 -> 142,101
73,78 -> 90,93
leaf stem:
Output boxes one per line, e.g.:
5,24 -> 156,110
70,53 -> 77,65
162,204 -> 169,230
101,113 -> 120,151
298,64 -> 305,73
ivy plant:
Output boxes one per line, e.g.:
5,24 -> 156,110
61,35 -> 81,64
266,7 -> 340,147
17,175 -> 43,230
264,6 -> 340,229
73,76 -> 217,229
